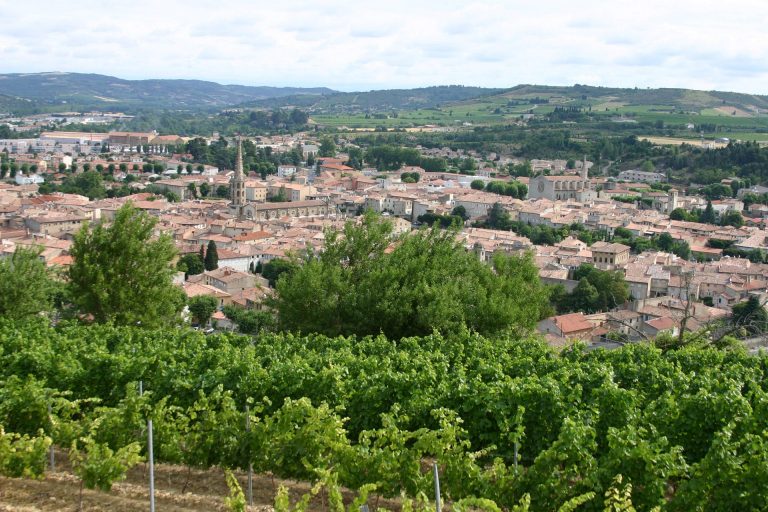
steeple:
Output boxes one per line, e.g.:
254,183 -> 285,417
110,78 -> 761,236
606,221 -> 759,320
582,154 -> 588,181
235,136 -> 244,179
230,136 -> 246,218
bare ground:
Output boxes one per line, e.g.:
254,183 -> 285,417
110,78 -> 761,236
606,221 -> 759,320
0,451 -> 398,512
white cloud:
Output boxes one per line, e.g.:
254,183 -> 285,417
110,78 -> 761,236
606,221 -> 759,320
0,0 -> 765,93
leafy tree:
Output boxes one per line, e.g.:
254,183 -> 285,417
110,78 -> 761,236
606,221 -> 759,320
177,253 -> 205,276
199,181 -> 211,197
487,202 -> 513,230
451,205 -> 470,221
731,296 -> 768,335
0,246 -> 55,320
669,208 -> 689,221
204,240 -> 219,271
700,200 -> 717,224
272,213 -> 550,338
471,179 -> 485,190
261,258 -> 298,287
720,210 -> 744,227
319,137 -> 337,158
222,304 -> 275,334
68,203 -> 184,326
556,264 -> 629,313
216,185 -> 230,198
188,295 -> 218,326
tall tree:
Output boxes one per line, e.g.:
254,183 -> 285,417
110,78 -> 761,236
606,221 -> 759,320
318,137 -> 336,158
701,200 -> 717,224
67,203 -> 184,327
205,240 -> 219,271
0,246 -> 55,320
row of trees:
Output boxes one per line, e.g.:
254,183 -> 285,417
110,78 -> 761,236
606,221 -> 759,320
471,179 -> 528,199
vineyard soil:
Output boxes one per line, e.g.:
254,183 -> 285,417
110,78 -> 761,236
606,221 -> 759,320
0,451 -> 380,512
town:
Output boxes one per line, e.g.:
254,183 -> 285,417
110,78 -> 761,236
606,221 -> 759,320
2,120 -> 767,350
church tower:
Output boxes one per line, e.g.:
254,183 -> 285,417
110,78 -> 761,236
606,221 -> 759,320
581,154 -> 589,183
230,137 -> 246,219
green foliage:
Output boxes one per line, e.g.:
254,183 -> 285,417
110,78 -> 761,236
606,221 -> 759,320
554,264 -> 629,314
261,258 -> 298,287
205,240 -> 219,271
485,180 -> 527,199
719,210 -> 744,227
177,253 -> 205,276
319,137 -> 337,158
225,469 -> 247,512
0,427 -> 51,479
68,203 -> 184,327
222,304 -> 275,335
471,179 -> 485,190
272,213 -> 550,338
401,171 -> 421,183
731,296 -> 768,335
2,319 -> 768,510
70,437 -> 142,491
0,246 -> 56,320
188,295 -> 218,326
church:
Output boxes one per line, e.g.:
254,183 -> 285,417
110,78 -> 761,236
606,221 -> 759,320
229,138 -> 329,221
528,156 -> 597,202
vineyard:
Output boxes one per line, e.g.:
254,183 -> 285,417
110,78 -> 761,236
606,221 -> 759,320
1,318 -> 767,511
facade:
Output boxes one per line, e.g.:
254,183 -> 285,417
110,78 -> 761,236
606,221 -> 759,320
528,157 -> 596,202
241,200 -> 329,221
617,170 -> 667,183
590,241 -> 631,269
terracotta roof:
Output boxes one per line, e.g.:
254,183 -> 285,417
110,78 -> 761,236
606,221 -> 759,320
553,313 -> 594,334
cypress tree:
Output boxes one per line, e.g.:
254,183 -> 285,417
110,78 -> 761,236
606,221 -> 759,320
205,240 -> 219,271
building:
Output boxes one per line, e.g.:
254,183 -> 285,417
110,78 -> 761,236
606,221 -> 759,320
537,312 -> 598,340
590,241 -> 631,269
230,138 -> 247,219
528,156 -> 596,202
241,200 -> 330,221
617,170 -> 667,183
203,266 -> 257,294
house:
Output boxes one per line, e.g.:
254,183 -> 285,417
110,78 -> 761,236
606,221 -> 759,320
590,241 -> 630,269
538,312 -> 598,341
617,170 -> 667,183
203,266 -> 257,294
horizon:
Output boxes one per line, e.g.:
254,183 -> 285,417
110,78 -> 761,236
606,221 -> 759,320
1,0 -> 766,96
4,71 -> 766,98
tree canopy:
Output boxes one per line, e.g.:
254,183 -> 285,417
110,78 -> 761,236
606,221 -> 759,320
271,213 -> 550,338
0,246 -> 56,320
67,203 -> 184,327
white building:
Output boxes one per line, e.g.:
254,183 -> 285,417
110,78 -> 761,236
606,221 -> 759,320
617,170 -> 667,183
14,173 -> 45,185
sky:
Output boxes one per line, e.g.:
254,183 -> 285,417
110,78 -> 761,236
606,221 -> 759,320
1,0 -> 766,94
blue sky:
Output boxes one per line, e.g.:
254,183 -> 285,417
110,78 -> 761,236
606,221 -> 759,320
1,0 -> 766,94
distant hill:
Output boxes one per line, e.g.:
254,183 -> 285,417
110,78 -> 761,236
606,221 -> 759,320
487,84 -> 768,113
245,85 -> 505,111
0,72 -> 335,112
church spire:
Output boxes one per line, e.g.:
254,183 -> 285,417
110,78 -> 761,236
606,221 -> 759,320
230,136 -> 246,217
582,154 -> 588,181
235,136 -> 244,179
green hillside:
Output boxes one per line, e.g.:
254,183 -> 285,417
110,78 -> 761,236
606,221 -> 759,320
0,72 -> 335,112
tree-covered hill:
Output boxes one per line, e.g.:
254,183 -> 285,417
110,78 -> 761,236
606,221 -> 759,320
0,72 -> 335,112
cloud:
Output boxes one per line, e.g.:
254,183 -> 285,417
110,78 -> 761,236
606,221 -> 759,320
0,0 -> 765,93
